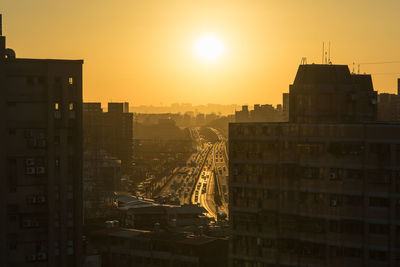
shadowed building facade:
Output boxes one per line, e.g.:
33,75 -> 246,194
229,64 -> 400,266
0,15 -> 83,267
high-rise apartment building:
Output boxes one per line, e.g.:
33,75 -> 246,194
229,64 -> 400,266
83,102 -> 133,176
103,102 -> 133,175
289,64 -> 377,123
0,15 -> 83,267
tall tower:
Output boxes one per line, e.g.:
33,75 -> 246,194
0,14 -> 84,267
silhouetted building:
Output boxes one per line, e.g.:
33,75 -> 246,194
0,15 -> 83,267
103,102 -> 133,175
378,93 -> 400,121
83,103 -> 103,150
377,80 -> 400,121
282,92 -> 289,121
229,64 -> 400,267
235,105 -> 250,122
289,64 -> 377,123
83,102 -> 133,176
235,104 -> 283,122
87,227 -> 228,267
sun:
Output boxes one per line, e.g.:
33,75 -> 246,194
194,35 -> 224,62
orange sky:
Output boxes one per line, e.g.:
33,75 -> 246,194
3,0 -> 400,106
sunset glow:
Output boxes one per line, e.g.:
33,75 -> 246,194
194,35 -> 224,62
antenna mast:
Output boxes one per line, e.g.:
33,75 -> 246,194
328,42 -> 331,64
322,42 -> 324,64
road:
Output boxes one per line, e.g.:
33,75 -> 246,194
138,126 -> 229,221
190,127 -> 229,220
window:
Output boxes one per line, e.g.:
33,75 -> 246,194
369,223 -> 389,235
26,76 -> 34,85
54,103 -> 59,110
369,197 -> 389,208
69,103 -> 74,110
67,240 -> 74,255
55,158 -> 60,168
54,241 -> 60,256
68,77 -> 74,85
8,129 -> 16,135
54,136 -> 60,145
369,250 -> 387,262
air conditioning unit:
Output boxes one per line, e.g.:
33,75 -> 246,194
26,254 -> 36,262
24,130 -> 33,138
54,110 -> 61,119
330,173 -> 337,180
26,158 -> 35,166
36,196 -> 46,203
31,221 -> 39,227
26,167 -> 36,175
37,139 -> 46,148
69,110 -> 76,119
28,196 -> 37,204
331,199 -> 338,207
36,167 -> 45,174
37,252 -> 47,260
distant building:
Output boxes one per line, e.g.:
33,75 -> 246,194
235,104 -> 283,122
377,80 -> 400,121
103,102 -> 133,175
282,92 -> 289,121
83,102 -> 133,176
229,64 -> 400,266
235,105 -> 250,122
0,16 -> 83,267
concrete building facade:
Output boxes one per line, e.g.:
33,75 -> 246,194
229,64 -> 400,267
0,16 -> 83,267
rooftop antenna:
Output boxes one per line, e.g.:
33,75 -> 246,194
358,64 -> 360,74
328,42 -> 331,64
0,14 -> 2,36
322,42 -> 324,64
301,57 -> 307,65
352,62 -> 355,73
325,51 -> 328,64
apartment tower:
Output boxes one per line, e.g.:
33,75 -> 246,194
229,64 -> 400,266
0,15 -> 83,267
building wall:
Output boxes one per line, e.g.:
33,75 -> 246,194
289,65 -> 377,123
229,122 -> 400,267
1,57 -> 83,267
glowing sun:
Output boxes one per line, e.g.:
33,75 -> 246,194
194,35 -> 224,62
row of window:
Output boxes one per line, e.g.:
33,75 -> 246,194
231,124 -> 386,139
232,212 -> 396,236
232,235 -> 389,262
231,187 -> 394,208
231,164 -> 396,185
25,76 -> 75,86
231,140 -> 396,160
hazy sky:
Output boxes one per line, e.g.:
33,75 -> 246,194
3,0 -> 400,106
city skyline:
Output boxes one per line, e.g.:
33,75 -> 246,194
3,0 -> 400,106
